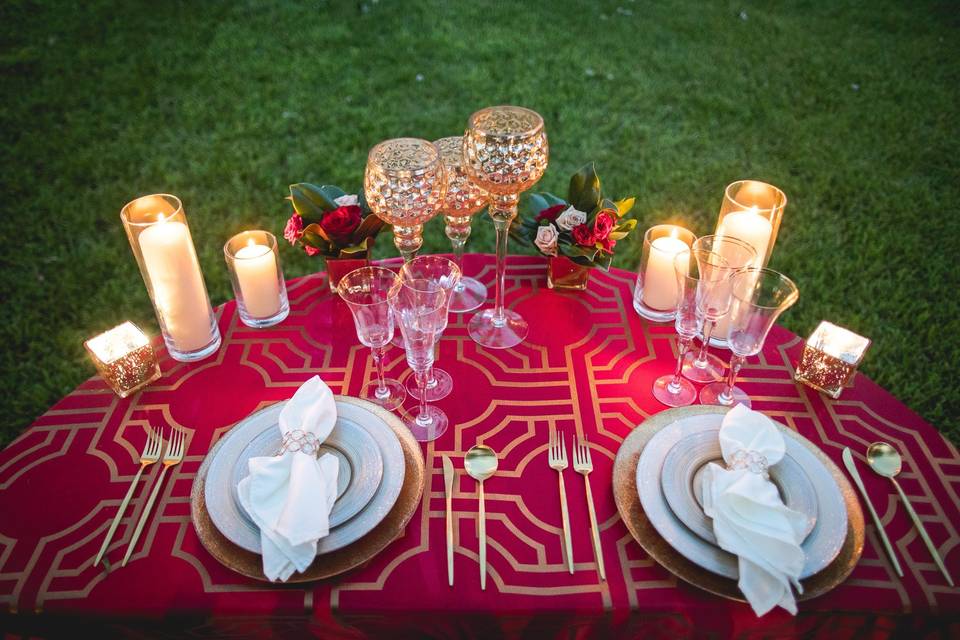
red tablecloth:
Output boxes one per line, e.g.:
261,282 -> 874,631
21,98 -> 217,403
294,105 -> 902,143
1,254 -> 958,638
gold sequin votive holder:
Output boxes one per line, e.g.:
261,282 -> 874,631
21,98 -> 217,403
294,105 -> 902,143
795,321 -> 871,399
85,322 -> 161,398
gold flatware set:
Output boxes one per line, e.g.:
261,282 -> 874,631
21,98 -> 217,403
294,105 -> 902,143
844,442 -> 953,586
443,446 -> 499,590
94,427 -> 187,568
551,429 -> 605,580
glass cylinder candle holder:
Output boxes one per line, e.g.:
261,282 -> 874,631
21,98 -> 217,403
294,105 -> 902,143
224,230 -> 289,328
633,224 -> 696,322
84,322 -> 161,397
795,321 -> 871,399
121,194 -> 221,361
714,180 -> 787,268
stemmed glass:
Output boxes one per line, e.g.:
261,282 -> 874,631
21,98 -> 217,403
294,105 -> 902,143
463,106 -> 549,349
389,276 -> 452,442
700,268 -> 799,408
682,235 -> 756,382
653,249 -> 729,406
336,267 -> 406,411
435,136 -> 489,313
399,255 -> 461,401
364,138 -> 446,263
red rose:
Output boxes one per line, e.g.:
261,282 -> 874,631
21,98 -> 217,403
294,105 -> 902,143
304,244 -> 321,257
283,213 -> 304,245
320,205 -> 362,239
536,203 -> 566,223
598,235 -> 617,253
593,211 -> 616,240
571,223 -> 596,247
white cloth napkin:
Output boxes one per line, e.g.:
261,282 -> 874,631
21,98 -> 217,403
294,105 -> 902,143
701,404 -> 812,616
237,376 -> 340,581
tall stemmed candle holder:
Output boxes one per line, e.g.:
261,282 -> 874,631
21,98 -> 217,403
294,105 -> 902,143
435,135 -> 489,313
633,225 -> 697,322
224,230 -> 289,328
364,138 -> 446,263
463,105 -> 549,349
121,194 -> 221,362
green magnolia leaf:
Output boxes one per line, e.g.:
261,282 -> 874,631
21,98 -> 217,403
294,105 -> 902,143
613,219 -> 638,234
289,185 -> 325,224
302,222 -> 331,244
543,192 -> 567,207
567,163 -> 602,213
352,213 -> 385,242
609,231 -> 630,241
296,183 -> 340,212
357,190 -> 371,214
615,197 -> 636,217
338,238 -> 370,255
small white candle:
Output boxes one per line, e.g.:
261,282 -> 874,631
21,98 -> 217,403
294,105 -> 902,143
717,206 -> 772,268
139,219 -> 212,352
234,240 -> 281,318
642,234 -> 690,311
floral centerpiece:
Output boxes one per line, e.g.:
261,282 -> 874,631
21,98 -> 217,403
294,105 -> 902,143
283,183 -> 386,290
516,164 -> 637,289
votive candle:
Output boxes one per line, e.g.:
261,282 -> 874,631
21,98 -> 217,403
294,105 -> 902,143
633,224 -> 696,322
84,322 -> 161,397
224,230 -> 289,328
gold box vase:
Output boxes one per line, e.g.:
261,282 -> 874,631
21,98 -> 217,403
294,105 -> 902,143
547,256 -> 591,290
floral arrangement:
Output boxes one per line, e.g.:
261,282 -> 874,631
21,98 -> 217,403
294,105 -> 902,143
283,183 -> 386,257
516,164 -> 637,270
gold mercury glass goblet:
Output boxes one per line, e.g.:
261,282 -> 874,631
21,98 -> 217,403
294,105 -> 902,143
434,135 -> 489,313
364,138 -> 447,263
463,106 -> 549,349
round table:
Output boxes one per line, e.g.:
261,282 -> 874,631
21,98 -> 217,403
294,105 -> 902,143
1,254 -> 957,637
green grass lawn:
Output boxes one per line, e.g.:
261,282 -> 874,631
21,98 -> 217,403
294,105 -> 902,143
1,0 -> 957,446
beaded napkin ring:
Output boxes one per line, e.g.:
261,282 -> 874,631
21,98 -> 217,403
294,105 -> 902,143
728,449 -> 770,479
277,430 -> 321,456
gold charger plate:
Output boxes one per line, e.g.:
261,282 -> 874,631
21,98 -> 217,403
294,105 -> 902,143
612,405 -> 864,602
190,396 -> 425,583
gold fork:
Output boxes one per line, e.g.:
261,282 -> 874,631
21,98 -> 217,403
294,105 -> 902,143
548,428 -> 574,574
94,427 -> 164,566
122,428 -> 186,566
573,434 -> 605,581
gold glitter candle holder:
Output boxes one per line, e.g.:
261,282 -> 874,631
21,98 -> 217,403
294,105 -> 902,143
85,322 -> 161,398
795,321 -> 871,399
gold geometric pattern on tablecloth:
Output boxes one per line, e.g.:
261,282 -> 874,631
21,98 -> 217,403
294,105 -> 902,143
0,255 -> 957,620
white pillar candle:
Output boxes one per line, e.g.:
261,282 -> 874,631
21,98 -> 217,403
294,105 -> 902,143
642,235 -> 690,311
234,241 -> 281,318
717,207 -> 772,268
138,220 -> 212,351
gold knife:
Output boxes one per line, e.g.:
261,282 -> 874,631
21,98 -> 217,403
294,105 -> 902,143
842,447 -> 903,577
442,455 -> 455,587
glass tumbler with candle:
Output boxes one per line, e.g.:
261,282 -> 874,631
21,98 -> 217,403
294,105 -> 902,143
682,235 -> 756,382
224,230 -> 289,328
632,225 -> 696,322
714,179 -> 787,269
121,194 -> 221,362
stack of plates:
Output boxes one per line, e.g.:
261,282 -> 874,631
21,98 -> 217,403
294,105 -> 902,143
613,406 -> 864,602
190,396 -> 425,582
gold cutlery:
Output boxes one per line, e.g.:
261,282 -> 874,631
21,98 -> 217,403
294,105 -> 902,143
842,447 -> 903,577
94,427 -> 164,566
573,434 -> 605,581
465,445 -> 497,590
442,455 -> 455,587
122,427 -> 186,566
548,429 -> 574,574
866,442 -> 953,586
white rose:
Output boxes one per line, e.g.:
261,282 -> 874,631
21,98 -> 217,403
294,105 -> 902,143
334,194 -> 359,207
555,205 -> 587,231
534,223 -> 560,257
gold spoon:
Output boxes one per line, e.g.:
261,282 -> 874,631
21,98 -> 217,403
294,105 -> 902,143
465,445 -> 498,591
866,442 -> 954,586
